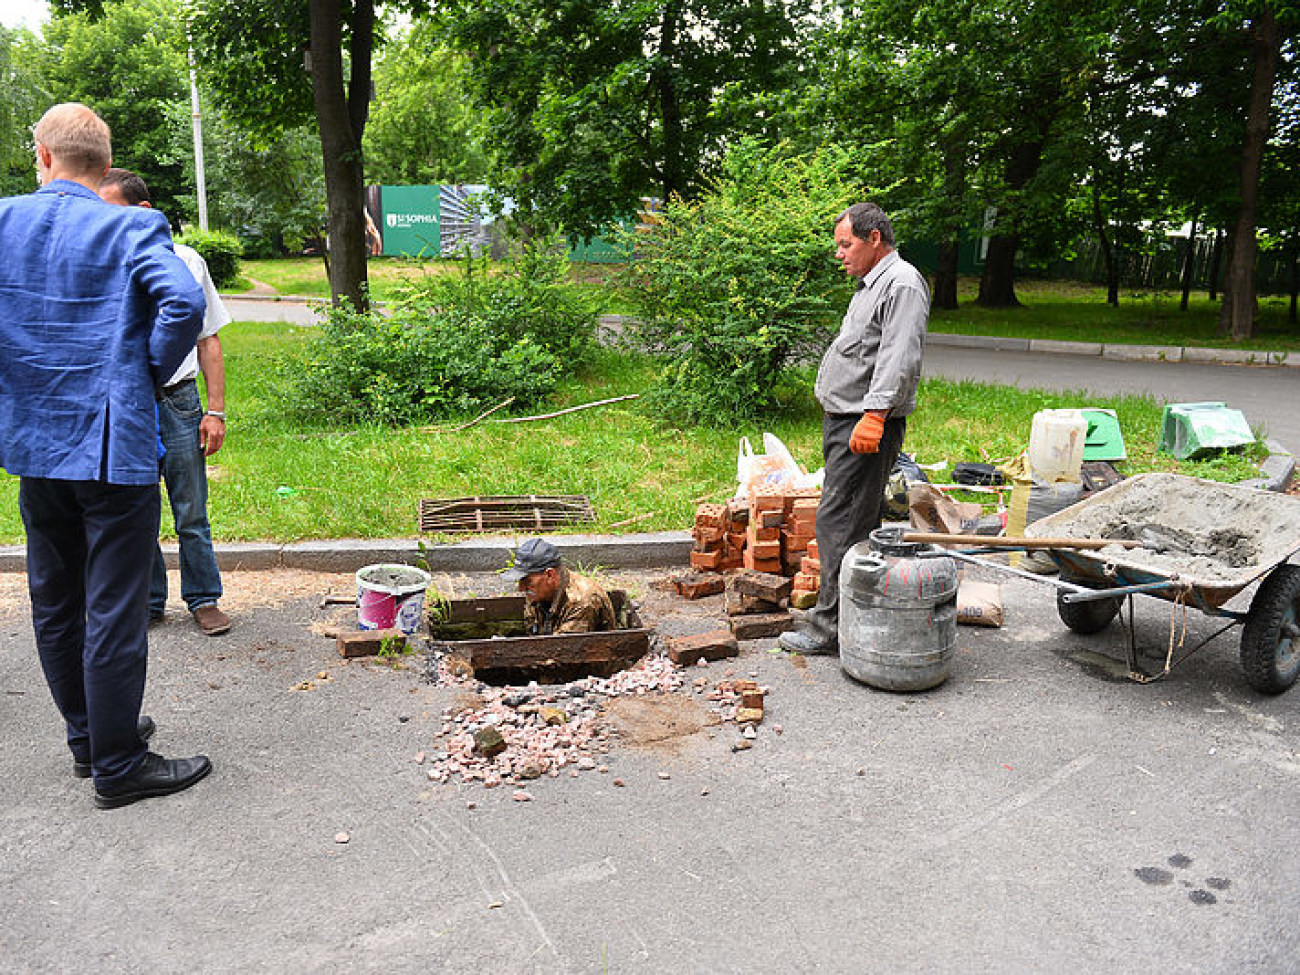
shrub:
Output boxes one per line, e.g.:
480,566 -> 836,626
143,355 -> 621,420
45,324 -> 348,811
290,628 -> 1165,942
288,242 -> 597,425
623,140 -> 865,425
409,233 -> 599,365
175,228 -> 244,288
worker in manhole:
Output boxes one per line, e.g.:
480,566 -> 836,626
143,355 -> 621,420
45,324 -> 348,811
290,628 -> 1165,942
504,538 -> 617,634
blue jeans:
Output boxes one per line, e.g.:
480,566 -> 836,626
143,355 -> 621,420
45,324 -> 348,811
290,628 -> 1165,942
151,380 -> 222,615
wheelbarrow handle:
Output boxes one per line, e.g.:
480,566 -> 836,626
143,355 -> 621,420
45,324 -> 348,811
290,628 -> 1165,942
902,532 -> 1140,551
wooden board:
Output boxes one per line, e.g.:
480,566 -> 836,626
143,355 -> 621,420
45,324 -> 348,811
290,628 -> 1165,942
418,495 -> 595,533
428,590 -> 648,682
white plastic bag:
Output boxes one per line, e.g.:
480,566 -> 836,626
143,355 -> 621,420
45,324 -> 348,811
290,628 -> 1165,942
735,433 -> 804,501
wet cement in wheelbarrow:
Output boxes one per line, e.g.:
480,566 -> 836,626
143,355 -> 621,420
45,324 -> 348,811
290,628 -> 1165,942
1036,475 -> 1300,584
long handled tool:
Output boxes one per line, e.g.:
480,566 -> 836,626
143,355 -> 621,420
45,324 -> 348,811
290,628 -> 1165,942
903,532 -> 1142,551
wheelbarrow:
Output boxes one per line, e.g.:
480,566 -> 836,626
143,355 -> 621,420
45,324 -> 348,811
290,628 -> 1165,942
916,473 -> 1300,694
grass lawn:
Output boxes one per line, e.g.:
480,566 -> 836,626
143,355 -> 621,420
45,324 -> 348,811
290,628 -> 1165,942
0,322 -> 1266,546
241,256 -> 626,307
239,259 -> 1300,350
931,277 -> 1300,351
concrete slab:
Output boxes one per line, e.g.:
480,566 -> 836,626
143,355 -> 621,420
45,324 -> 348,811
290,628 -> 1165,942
927,333 -> 1032,352
1028,339 -> 1103,356
1101,344 -> 1184,362
1181,346 -> 1271,366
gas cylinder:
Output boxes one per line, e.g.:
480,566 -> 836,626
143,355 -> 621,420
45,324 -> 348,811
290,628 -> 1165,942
838,527 -> 959,691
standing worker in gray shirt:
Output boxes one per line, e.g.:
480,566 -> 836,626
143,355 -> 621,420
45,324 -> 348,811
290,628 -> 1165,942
779,202 -> 930,656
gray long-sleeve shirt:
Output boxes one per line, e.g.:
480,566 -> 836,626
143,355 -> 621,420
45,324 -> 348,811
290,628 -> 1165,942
813,250 -> 930,416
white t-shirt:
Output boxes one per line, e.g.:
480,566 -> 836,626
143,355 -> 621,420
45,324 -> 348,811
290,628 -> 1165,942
164,242 -> 232,387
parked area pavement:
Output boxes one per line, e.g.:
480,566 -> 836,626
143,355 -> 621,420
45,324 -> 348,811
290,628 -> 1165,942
2,562 -> 1296,973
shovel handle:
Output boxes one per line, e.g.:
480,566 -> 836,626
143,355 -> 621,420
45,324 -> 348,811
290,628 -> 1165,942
902,532 -> 1139,551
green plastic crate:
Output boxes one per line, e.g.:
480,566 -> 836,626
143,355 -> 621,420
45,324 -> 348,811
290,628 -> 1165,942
1157,402 -> 1256,460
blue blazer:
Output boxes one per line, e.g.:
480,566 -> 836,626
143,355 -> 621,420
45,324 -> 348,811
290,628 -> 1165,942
0,180 -> 206,485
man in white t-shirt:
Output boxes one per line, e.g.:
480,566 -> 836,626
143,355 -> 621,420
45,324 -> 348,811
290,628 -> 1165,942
99,168 -> 232,636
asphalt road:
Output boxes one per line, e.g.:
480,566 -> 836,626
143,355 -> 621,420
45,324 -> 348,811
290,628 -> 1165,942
925,345 -> 1300,450
2,566 -> 1297,973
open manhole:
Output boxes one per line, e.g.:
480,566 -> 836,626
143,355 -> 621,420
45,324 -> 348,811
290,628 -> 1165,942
427,591 -> 652,686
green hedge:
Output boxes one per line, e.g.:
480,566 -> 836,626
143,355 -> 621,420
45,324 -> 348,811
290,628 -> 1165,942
175,229 -> 244,289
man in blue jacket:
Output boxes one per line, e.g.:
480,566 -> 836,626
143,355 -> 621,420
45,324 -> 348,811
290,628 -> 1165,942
0,103 -> 213,809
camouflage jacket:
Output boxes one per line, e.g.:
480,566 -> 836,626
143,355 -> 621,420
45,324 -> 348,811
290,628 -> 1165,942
524,569 -> 617,635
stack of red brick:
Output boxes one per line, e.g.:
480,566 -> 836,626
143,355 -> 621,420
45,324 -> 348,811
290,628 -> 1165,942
790,537 -> 821,609
681,487 -> 821,602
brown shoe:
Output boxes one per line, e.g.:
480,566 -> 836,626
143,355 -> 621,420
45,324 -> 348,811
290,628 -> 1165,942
192,604 -> 231,636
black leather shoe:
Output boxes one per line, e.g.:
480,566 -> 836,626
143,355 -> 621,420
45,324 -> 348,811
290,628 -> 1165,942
94,752 -> 212,809
72,715 -> 157,778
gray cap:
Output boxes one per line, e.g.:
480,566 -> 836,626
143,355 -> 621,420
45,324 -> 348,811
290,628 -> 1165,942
502,537 -> 563,582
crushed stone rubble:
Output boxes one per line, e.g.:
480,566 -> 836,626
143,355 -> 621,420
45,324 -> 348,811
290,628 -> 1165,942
421,651 -> 770,789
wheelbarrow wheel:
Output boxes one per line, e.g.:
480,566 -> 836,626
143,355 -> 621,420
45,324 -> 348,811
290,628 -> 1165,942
1057,579 -> 1123,635
1240,564 -> 1300,695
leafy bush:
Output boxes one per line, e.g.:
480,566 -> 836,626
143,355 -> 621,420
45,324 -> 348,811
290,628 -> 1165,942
289,242 -> 597,425
409,234 -> 599,365
623,140 -> 865,425
175,228 -> 244,288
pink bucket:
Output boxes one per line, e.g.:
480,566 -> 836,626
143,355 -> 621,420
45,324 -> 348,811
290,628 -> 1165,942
355,564 -> 431,634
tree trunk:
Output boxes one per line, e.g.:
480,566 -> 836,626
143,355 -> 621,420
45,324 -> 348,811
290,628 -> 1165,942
1208,228 -> 1224,300
309,0 -> 371,311
933,238 -> 959,310
1289,244 -> 1298,326
976,139 -> 1045,308
658,0 -> 684,201
1092,181 -> 1118,307
1179,215 -> 1198,312
1219,6 -> 1280,340
978,234 -> 1021,307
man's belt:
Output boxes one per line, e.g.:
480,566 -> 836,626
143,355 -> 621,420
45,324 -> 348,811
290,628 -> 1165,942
158,377 -> 197,397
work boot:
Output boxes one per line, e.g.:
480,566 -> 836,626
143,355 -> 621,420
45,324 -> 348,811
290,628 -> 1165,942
778,628 -> 837,656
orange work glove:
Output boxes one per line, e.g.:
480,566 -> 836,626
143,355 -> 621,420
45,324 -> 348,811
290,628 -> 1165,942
849,412 -> 886,454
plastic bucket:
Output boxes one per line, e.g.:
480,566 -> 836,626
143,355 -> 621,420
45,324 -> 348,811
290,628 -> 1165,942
1027,409 -> 1086,483
356,564 -> 431,634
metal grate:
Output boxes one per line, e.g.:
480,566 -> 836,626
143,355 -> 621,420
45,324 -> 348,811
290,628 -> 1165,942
418,495 -> 596,534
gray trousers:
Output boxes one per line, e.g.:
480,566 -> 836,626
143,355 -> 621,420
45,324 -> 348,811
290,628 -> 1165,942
800,412 -> 907,645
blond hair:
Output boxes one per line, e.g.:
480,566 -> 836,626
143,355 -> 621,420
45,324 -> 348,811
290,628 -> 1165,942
33,103 -> 112,176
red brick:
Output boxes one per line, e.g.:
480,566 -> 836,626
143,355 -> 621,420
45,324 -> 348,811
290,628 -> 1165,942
758,508 -> 784,528
673,572 -> 725,600
731,569 -> 793,602
748,491 -> 784,514
741,688 -> 766,709
749,540 -> 781,560
729,613 -> 797,640
338,628 -> 406,658
726,591 -> 782,616
692,525 -> 725,545
807,538 -> 819,560
691,550 -> 723,570
792,571 -> 819,591
668,630 -> 740,666
694,503 -> 726,529
801,556 -> 822,576
747,524 -> 780,544
790,497 -> 819,519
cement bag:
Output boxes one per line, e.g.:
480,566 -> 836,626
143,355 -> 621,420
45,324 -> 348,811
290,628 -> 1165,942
735,433 -> 802,501
908,482 -> 982,534
957,577 -> 1004,628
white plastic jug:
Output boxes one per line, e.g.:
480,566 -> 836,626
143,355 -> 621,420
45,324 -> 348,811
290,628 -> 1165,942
1027,409 -> 1086,483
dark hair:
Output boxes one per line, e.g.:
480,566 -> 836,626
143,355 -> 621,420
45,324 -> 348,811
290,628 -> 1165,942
101,167 -> 151,205
836,202 -> 895,247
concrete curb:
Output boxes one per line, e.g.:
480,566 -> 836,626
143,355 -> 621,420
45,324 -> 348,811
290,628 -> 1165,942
0,531 -> 695,576
924,330 -> 1299,367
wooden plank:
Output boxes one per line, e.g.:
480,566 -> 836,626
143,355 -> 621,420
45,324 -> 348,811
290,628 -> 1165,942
443,628 -> 652,672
